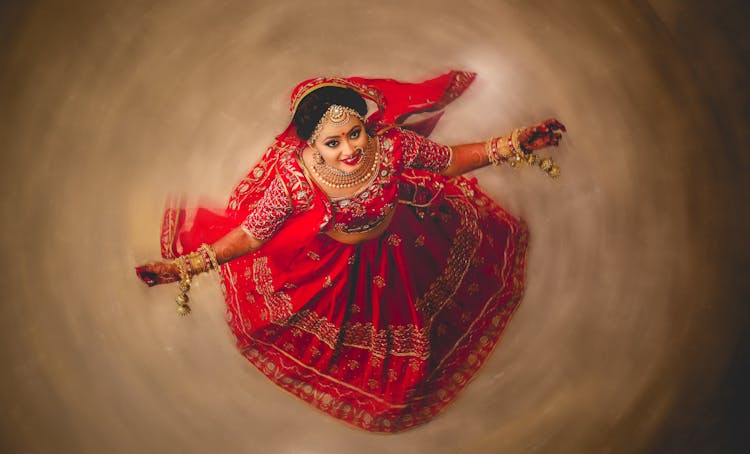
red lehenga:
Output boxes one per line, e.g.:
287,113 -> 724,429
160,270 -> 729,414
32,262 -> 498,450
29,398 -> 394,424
159,71 -> 529,432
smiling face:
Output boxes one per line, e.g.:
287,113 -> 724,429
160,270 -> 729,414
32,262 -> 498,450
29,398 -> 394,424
310,116 -> 369,170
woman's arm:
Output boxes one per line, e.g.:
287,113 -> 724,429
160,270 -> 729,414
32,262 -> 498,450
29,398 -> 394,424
136,175 -> 293,287
441,118 -> 566,177
135,228 -> 265,287
213,227 -> 265,264
441,142 -> 490,177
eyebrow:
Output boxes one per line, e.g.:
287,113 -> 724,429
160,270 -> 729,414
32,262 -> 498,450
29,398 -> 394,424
323,124 -> 360,141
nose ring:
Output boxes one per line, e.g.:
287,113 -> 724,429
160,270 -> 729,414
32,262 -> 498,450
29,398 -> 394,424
355,146 -> 363,153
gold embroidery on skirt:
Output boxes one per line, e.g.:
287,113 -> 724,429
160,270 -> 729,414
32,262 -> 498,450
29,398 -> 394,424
253,256 -> 293,322
417,197 -> 482,323
387,233 -> 402,247
276,309 -> 430,359
373,275 -> 386,288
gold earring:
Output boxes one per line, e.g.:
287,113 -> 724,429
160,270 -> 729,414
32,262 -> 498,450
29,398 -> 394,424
313,149 -> 325,165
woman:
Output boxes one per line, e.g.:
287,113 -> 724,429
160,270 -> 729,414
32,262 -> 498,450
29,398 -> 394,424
135,71 -> 565,432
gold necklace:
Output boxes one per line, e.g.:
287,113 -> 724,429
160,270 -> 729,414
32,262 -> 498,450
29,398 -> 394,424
311,138 -> 379,189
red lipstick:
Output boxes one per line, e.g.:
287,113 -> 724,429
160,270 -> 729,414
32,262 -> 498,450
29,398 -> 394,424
341,150 -> 362,166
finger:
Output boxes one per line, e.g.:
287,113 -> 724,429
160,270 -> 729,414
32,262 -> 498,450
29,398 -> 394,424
550,119 -> 566,132
135,269 -> 157,286
542,119 -> 557,130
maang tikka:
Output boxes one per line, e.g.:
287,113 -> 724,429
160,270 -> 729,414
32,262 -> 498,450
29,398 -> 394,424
308,104 -> 364,144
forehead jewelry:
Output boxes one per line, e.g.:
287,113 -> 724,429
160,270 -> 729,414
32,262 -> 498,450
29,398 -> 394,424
308,104 -> 364,144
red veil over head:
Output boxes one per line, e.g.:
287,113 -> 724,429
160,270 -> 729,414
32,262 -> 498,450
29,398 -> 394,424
160,71 -> 476,266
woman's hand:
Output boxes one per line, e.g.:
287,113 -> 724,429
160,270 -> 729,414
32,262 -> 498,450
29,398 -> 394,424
135,260 -> 179,287
518,118 -> 566,152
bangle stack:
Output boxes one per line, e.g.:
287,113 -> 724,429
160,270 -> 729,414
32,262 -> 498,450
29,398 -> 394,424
485,128 -> 560,178
172,243 -> 220,316
484,136 -> 506,166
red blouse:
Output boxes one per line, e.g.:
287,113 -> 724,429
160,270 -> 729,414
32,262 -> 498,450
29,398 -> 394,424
241,127 -> 452,241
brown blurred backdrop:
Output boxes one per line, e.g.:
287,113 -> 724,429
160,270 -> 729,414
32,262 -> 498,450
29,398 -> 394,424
1,0 -> 748,453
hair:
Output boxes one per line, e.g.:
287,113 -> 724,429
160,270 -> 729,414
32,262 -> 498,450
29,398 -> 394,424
292,86 -> 368,141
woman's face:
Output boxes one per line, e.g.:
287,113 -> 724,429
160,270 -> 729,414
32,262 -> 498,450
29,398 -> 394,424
311,116 -> 368,170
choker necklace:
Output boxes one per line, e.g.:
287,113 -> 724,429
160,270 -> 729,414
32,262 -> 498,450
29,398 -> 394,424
311,138 -> 379,189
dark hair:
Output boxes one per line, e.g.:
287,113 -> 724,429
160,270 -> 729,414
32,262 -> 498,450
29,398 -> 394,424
293,86 -> 368,141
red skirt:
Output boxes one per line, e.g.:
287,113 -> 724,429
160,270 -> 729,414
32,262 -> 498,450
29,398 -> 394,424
218,177 -> 528,432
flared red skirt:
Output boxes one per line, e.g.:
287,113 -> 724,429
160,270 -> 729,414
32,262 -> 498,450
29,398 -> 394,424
219,177 -> 528,432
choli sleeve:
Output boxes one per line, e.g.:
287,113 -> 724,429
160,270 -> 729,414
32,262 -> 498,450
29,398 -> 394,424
241,176 -> 293,241
398,128 -> 453,173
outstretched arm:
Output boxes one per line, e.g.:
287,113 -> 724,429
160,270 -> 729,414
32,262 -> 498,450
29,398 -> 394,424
136,175 -> 293,287
135,228 -> 265,287
441,118 -> 566,177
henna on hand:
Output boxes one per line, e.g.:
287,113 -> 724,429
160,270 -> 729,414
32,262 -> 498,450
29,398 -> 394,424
519,118 -> 566,152
135,261 -> 179,287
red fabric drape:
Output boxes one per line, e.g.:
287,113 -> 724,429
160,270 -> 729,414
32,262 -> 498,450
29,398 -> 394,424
160,71 -> 476,262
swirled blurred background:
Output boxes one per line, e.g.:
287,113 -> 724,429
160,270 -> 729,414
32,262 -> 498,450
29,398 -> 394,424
1,0 -> 748,452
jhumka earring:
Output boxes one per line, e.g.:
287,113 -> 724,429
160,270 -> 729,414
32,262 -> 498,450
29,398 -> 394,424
313,149 -> 325,165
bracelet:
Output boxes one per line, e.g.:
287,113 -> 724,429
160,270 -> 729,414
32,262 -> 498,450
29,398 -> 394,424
188,251 -> 206,274
444,146 -> 454,171
173,256 -> 192,316
485,136 -> 508,166
171,244 -> 220,317
485,136 -> 497,165
489,127 -> 561,178
179,244 -> 220,276
199,243 -> 221,273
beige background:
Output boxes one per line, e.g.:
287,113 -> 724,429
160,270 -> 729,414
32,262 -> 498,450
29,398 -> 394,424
1,0 -> 748,452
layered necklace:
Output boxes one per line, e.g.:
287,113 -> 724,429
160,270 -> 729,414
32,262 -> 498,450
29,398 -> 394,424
311,137 -> 379,189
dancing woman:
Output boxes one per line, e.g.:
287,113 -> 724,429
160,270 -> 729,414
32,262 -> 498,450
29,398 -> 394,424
136,71 -> 565,432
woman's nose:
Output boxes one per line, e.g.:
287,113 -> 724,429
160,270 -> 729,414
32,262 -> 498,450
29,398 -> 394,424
342,140 -> 355,155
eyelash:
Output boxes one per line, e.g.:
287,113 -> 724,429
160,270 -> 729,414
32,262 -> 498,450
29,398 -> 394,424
325,129 -> 361,147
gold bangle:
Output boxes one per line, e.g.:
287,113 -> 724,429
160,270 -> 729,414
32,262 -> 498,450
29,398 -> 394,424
497,135 -> 511,159
199,243 -> 220,273
170,245 -> 220,317
444,146 -> 454,170
485,136 -> 503,166
187,251 -> 206,274
484,137 -> 494,165
489,128 -> 560,178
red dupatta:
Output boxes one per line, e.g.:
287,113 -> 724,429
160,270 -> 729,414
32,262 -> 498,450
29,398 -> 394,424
160,71 -> 476,266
